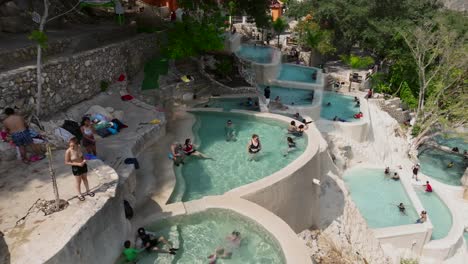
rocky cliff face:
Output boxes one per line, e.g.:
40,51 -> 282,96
442,0 -> 468,11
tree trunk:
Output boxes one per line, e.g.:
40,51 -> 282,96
46,144 -> 60,210
35,0 -> 49,116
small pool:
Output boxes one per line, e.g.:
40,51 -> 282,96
321,92 -> 360,121
235,45 -> 275,64
415,189 -> 452,240
344,168 -> 419,228
464,232 -> 468,248
277,64 -> 319,83
195,97 -> 259,111
139,209 -> 285,264
434,135 -> 467,152
418,147 -> 467,186
171,112 -> 306,202
268,85 -> 314,106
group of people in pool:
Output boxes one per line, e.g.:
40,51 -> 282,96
169,117 -> 309,164
122,228 -> 242,263
122,227 -> 179,262
396,203 -> 427,224
329,96 -> 363,122
170,138 -> 211,166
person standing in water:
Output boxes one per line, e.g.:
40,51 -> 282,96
247,134 -> 261,161
284,137 -> 296,157
264,86 -> 271,105
397,203 -> 406,215
225,120 -> 237,142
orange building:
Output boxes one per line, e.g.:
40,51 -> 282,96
140,0 -> 178,11
270,0 -> 283,21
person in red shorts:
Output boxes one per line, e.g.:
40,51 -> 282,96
424,181 -> 433,192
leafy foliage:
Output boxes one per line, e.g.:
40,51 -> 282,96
214,57 -> 233,78
272,17 -> 288,46
142,57 -> 169,90
295,19 -> 336,55
165,12 -> 226,59
340,54 -> 374,69
28,30 -> 48,48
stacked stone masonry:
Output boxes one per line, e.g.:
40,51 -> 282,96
374,98 -> 411,123
0,32 -> 162,117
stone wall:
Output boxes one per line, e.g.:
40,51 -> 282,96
374,97 -> 411,123
0,32 -> 163,117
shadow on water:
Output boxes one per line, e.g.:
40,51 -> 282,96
319,173 -> 345,229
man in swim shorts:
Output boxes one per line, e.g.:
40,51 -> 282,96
2,107 -> 43,163
137,227 -> 178,254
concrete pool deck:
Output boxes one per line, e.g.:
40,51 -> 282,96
0,88 -> 166,263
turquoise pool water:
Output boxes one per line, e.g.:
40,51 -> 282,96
235,45 -> 274,63
415,189 -> 452,240
321,92 -> 360,121
418,147 -> 467,186
268,85 -> 314,106
195,97 -> 259,111
139,209 -> 285,264
171,112 -> 306,202
434,135 -> 468,151
277,64 -> 319,83
464,232 -> 468,248
344,168 -> 419,228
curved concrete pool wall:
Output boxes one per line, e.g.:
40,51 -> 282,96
269,63 -> 325,91
234,44 -> 282,85
173,108 -> 323,232
315,94 -> 370,142
344,164 -> 432,257
44,103 -> 167,264
139,196 -> 312,264
224,32 -> 242,53
225,109 -> 324,232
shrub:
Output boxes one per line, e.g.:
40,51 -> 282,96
340,54 -> 375,69
401,258 -> 418,264
100,80 -> 109,92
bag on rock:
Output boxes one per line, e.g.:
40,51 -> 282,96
123,200 -> 133,219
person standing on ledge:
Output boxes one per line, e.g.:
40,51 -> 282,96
2,107 -> 44,164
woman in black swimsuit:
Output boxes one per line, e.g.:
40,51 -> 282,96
247,134 -> 261,161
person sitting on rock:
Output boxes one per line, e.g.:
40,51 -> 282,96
136,227 -> 178,254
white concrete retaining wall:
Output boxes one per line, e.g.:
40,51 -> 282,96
44,99 -> 167,264
224,32 -> 242,53
225,110 -> 324,232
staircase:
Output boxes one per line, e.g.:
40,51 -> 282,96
373,97 -> 411,123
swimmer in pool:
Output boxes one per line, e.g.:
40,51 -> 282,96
247,134 -> 261,161
284,137 -> 296,157
392,172 -> 400,181
225,120 -> 237,142
447,161 -> 454,168
182,138 -> 211,159
287,121 -> 298,134
326,102 -> 332,106
384,166 -> 390,175
292,124 -> 307,137
398,203 -> 406,215
208,231 -> 241,263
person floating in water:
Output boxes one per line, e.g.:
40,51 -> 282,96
354,96 -> 359,102
225,120 -> 237,142
293,112 -> 303,121
397,203 -> 406,215
333,116 -> 346,122
355,100 -> 361,107
384,166 -> 390,175
452,147 -> 459,153
447,161 -> 454,168
416,211 -> 427,223
284,137 -> 296,157
424,181 -> 433,192
183,138 -> 211,159
247,134 -> 261,161
208,231 -> 242,264
392,172 -> 400,181
326,102 -> 332,107
240,97 -> 254,107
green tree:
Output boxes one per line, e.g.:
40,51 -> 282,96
400,22 -> 467,150
272,17 -> 288,47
